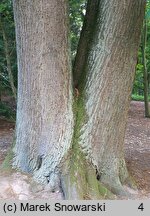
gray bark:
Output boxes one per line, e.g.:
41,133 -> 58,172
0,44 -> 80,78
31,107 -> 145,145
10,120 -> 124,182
73,0 -> 100,87
76,0 -> 145,195
13,0 -> 145,199
13,0 -> 74,185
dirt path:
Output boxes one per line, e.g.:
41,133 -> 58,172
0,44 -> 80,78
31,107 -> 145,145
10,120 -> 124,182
0,101 -> 150,199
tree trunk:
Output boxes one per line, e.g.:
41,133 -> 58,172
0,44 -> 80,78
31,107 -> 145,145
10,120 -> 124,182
73,0 -> 99,87
62,0 -> 145,198
13,0 -> 74,187
13,0 -> 145,199
0,18 -> 17,100
142,18 -> 150,117
83,0 -> 145,194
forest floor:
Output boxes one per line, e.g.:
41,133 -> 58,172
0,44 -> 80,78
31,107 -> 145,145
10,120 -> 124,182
125,101 -> 150,199
0,101 -> 149,200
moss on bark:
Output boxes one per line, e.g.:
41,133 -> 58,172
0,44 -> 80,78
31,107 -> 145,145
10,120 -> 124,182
60,92 -> 114,199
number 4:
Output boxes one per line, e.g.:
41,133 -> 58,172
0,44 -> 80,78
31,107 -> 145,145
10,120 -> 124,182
138,203 -> 144,211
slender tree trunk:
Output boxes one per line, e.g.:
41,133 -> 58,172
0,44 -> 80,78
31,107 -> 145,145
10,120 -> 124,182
13,0 -> 74,187
142,18 -> 150,117
0,18 -> 17,100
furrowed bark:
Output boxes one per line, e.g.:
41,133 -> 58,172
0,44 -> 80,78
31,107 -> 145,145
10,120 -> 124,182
13,0 -> 145,199
65,0 -> 145,198
73,0 -> 100,87
13,0 -> 74,188
79,0 -> 145,195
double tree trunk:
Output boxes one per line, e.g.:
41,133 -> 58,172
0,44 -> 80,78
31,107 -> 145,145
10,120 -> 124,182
13,0 -> 145,199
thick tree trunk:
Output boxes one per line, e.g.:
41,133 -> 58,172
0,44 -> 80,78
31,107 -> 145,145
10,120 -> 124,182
13,0 -> 74,187
63,0 -> 145,198
81,0 -> 145,194
142,18 -> 150,117
13,0 -> 145,199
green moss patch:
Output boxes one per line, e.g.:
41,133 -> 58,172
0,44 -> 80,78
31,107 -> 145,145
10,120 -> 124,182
1,140 -> 15,171
63,91 -> 113,199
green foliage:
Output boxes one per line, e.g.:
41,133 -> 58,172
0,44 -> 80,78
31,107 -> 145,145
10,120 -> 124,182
69,0 -> 86,61
0,102 -> 15,121
132,1 -> 150,100
132,62 -> 144,95
0,0 -> 17,96
146,0 -> 150,19
131,94 -> 150,101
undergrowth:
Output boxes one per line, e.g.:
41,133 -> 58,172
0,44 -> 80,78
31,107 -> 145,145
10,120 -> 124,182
131,94 -> 150,101
0,102 -> 16,122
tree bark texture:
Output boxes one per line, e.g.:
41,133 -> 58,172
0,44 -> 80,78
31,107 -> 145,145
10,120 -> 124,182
72,0 -> 145,195
73,0 -> 100,87
13,0 -> 74,185
13,0 -> 145,199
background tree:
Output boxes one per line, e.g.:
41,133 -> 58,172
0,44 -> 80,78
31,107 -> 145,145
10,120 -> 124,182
0,17 -> 16,100
132,0 -> 150,107
0,0 -> 16,120
142,17 -> 150,117
0,0 -> 17,99
69,0 -> 86,62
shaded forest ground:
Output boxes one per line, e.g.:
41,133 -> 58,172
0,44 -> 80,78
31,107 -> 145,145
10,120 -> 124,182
125,101 -> 150,199
0,101 -> 149,199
